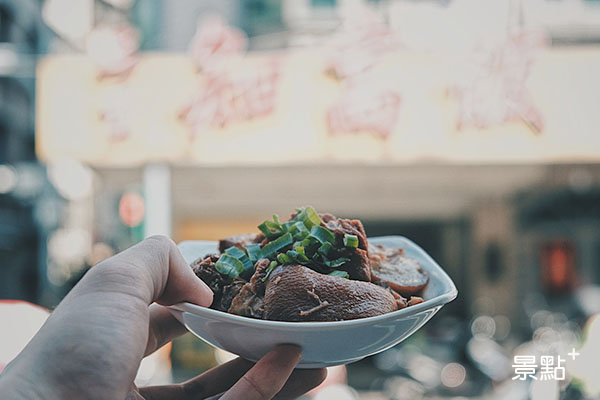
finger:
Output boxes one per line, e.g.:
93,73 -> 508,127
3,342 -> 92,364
182,357 -> 254,397
274,368 -> 327,399
139,357 -> 254,400
201,369 -> 328,400
139,353 -> 325,400
144,304 -> 187,356
137,385 -> 185,400
91,235 -> 213,307
125,386 -> 145,400
155,236 -> 213,307
220,345 -> 302,400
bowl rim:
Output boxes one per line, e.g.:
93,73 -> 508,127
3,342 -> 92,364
170,235 -> 458,331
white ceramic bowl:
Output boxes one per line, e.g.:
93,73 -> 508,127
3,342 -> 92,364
169,236 -> 457,368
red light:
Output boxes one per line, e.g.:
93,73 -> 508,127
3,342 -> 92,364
119,191 -> 145,227
540,240 -> 576,293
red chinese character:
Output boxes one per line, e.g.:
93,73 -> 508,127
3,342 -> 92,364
451,30 -> 546,134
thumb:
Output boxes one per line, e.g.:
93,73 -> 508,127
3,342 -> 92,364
154,236 -> 213,307
92,235 -> 213,307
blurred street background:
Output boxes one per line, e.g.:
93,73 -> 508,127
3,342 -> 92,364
1,0 -> 600,398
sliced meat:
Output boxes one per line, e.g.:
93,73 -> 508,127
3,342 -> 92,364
387,286 -> 409,310
322,215 -> 368,252
320,215 -> 370,281
344,247 -> 370,282
191,254 -> 252,312
191,255 -> 228,309
219,233 -> 264,253
227,259 -> 270,319
263,264 -> 398,322
408,296 -> 424,306
216,279 -> 245,312
369,244 -> 429,296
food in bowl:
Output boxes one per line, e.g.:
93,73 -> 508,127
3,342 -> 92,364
190,206 -> 428,322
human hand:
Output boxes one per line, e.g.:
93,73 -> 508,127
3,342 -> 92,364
0,236 -> 326,399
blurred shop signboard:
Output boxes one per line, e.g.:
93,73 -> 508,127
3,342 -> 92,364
36,49 -> 600,167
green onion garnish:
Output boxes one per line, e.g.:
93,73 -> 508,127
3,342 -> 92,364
277,253 -> 292,264
285,250 -> 299,258
325,257 -> 350,269
294,206 -> 322,229
262,261 -> 279,282
258,214 -> 285,239
215,254 -> 245,277
301,237 -> 313,247
309,225 -> 335,244
258,221 -> 283,239
329,270 -> 349,278
264,220 -> 281,232
258,222 -> 279,239
317,242 -> 333,257
287,250 -> 309,263
259,233 -> 293,259
343,234 -> 359,248
291,221 -> 309,239
283,221 -> 294,235
224,246 -> 253,270
245,243 -> 261,263
248,207 -> 361,280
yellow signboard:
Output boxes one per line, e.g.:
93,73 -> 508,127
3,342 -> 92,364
36,49 -> 600,166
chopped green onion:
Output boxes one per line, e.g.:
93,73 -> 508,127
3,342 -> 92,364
258,214 -> 286,238
282,221 -> 293,232
309,225 -> 335,244
283,250 -> 308,264
277,253 -> 292,264
264,220 -> 281,231
288,221 -> 310,241
329,270 -> 349,279
288,250 -> 309,263
245,243 -> 261,263
259,233 -> 293,259
343,234 -> 359,248
303,238 -> 320,257
252,207 -> 363,280
292,221 -> 309,237
262,261 -> 279,282
224,246 -> 253,270
325,257 -> 350,269
301,237 -> 313,247
215,254 -> 245,277
317,242 -> 333,257
285,250 -> 299,258
294,206 -> 322,229
258,222 -> 279,239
